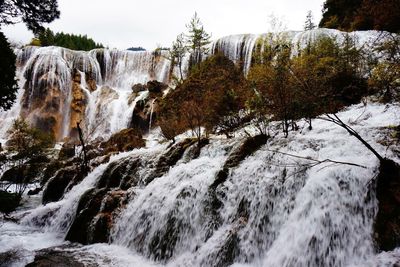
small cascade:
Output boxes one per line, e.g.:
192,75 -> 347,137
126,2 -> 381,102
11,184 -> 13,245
148,98 -> 156,131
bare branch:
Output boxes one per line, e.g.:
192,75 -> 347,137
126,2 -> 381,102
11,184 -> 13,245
265,148 -> 367,169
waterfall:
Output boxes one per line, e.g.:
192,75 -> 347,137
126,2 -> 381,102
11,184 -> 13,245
148,98 -> 156,131
0,46 -> 174,141
1,102 -> 399,266
0,29 -> 384,142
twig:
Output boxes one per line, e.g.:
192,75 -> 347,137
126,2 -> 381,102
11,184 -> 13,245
265,148 -> 367,169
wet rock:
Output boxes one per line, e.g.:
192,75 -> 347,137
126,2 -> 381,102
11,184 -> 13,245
66,188 -> 108,244
69,76 -> 88,140
0,249 -> 24,267
202,135 -> 268,242
147,80 -> 167,97
41,160 -> 65,186
58,142 -> 76,160
25,249 -> 85,267
90,213 -> 112,243
132,83 -> 146,93
210,134 -> 269,190
129,98 -> 151,132
101,128 -> 145,154
148,213 -> 183,261
1,162 -> 46,184
0,190 -> 20,214
374,158 -> 400,251
144,138 -> 197,185
97,156 -> 141,190
27,187 -> 42,196
201,231 -> 240,267
1,165 -> 25,183
42,166 -> 85,204
66,188 -> 127,244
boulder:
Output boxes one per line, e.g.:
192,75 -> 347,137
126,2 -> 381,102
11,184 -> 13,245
132,83 -> 146,93
0,191 -> 20,214
42,166 -> 84,204
66,188 -> 127,244
25,249 -> 84,267
58,143 -> 76,160
101,128 -> 145,154
147,80 -> 167,97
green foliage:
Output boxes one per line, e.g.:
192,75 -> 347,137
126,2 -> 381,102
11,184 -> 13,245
248,33 -> 296,136
319,0 -> 400,32
0,0 -> 59,33
0,119 -> 53,201
369,34 -> 400,102
7,119 -> 54,162
185,12 -> 211,70
168,33 -> 187,82
36,28 -> 104,51
0,32 -> 18,111
249,34 -> 368,134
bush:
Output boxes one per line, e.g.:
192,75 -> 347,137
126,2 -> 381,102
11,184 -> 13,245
159,53 -> 250,141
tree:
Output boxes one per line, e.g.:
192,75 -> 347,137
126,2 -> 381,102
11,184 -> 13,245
159,54 -> 249,142
0,0 -> 60,33
304,10 -> 316,31
3,119 -> 53,199
36,28 -> 104,51
369,34 -> 400,102
0,32 -> 18,110
248,32 -> 297,137
168,33 -> 187,82
185,12 -> 211,70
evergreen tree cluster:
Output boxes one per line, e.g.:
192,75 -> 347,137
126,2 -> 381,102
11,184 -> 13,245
0,32 -> 18,111
127,47 -> 146,51
34,28 -> 104,51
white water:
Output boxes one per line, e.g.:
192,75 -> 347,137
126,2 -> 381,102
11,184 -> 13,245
1,103 -> 400,266
0,46 -> 173,141
0,29 -> 399,266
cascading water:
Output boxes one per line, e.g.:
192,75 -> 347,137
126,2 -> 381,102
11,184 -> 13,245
1,102 -> 400,266
1,29 -> 399,266
0,46 -> 173,141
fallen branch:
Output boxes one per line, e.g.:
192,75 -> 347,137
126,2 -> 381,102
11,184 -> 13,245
319,114 -> 383,162
265,148 -> 367,169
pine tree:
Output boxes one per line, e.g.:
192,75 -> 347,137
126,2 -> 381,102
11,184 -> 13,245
185,12 -> 211,69
304,10 -> 316,31
0,32 -> 18,111
0,0 -> 60,34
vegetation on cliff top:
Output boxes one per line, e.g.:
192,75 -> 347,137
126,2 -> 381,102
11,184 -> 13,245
32,28 -> 104,51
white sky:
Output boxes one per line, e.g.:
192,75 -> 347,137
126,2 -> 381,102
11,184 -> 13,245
2,0 -> 325,50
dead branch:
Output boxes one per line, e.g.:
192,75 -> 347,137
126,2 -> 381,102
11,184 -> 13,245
265,148 -> 367,169
319,114 -> 383,162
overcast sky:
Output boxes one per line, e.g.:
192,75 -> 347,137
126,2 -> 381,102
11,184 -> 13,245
3,0 -> 325,50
